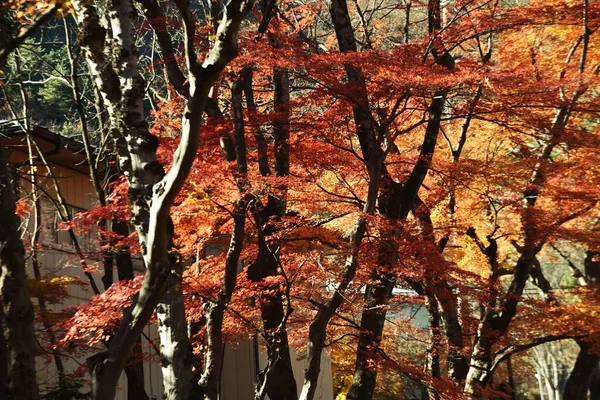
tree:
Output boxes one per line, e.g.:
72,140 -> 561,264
0,147 -> 39,399
67,0 -> 254,397
0,6 -> 43,398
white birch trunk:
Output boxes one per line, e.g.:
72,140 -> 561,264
71,0 -> 253,397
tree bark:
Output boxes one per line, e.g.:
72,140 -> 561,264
124,336 -> 150,400
198,78 -> 249,400
248,67 -> 298,400
300,1 -> 383,398
156,260 -> 194,400
423,292 -> 441,400
563,341 -> 599,400
347,89 -> 447,400
0,306 -> 9,394
344,0 -> 452,396
0,147 -> 39,400
115,223 -> 150,400
72,0 -> 253,397
300,217 -> 370,400
199,201 -> 246,400
563,249 -> 600,399
464,90 -> 578,395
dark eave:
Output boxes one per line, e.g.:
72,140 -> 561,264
0,119 -> 91,174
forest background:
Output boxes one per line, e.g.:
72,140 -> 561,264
1,0 -> 600,399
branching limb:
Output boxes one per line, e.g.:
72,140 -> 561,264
0,3 -> 59,64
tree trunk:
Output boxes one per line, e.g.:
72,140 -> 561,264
563,341 -> 599,400
248,228 -> 298,400
124,336 -> 149,400
563,251 -> 600,399
344,0 -> 451,395
85,219 -> 151,400
300,218 -> 370,400
0,306 -> 8,394
72,0 -> 253,396
102,206 -> 146,398
247,66 -> 298,400
156,263 -> 194,400
114,224 -> 150,400
463,310 -> 497,395
589,364 -> 600,400
346,257 -> 397,400
465,103 -> 572,395
437,282 -> 468,381
0,147 -> 39,400
198,198 -> 246,398
415,199 -> 469,384
301,1 -> 384,398
347,90 -> 446,400
198,73 -> 251,399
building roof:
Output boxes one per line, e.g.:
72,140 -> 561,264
0,119 -> 90,174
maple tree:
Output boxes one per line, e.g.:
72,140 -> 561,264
2,0 -> 600,399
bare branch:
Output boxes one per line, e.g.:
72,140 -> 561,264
0,3 -> 59,64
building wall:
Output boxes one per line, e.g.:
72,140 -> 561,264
222,340 -> 334,400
